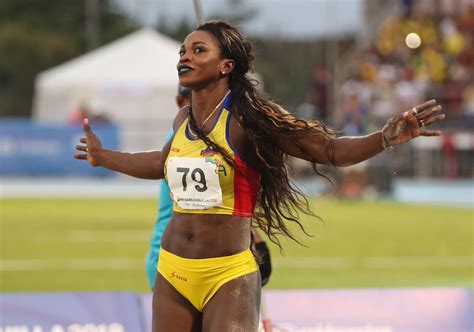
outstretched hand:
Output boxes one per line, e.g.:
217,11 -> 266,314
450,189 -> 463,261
74,118 -> 102,166
382,99 -> 445,149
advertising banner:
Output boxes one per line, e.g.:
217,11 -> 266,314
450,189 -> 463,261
141,288 -> 473,331
0,292 -> 144,332
138,294 -> 152,332
2,288 -> 472,332
263,288 -> 473,332
0,120 -> 118,176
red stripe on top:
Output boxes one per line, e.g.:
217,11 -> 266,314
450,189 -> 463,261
232,155 -> 260,218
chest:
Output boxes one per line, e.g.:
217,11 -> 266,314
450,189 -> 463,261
165,119 -> 235,210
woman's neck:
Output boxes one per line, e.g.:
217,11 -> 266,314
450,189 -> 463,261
191,84 -> 230,125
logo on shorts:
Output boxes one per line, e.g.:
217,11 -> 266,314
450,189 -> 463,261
170,271 -> 188,282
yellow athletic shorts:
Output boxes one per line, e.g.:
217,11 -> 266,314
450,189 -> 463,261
157,248 -> 258,311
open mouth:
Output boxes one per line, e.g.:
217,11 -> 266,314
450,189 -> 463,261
178,65 -> 193,76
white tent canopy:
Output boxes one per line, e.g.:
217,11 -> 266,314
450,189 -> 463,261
33,28 -> 182,151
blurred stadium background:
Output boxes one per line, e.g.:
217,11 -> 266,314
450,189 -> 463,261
0,0 -> 473,331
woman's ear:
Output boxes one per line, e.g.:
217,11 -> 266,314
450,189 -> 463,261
220,59 -> 235,75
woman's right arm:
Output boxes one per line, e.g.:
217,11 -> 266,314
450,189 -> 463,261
74,118 -> 170,180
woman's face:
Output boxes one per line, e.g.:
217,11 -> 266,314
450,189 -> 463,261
177,30 -> 232,89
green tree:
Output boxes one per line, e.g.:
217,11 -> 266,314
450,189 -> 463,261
0,0 -> 136,117
0,25 -> 79,118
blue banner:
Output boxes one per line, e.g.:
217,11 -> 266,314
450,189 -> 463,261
263,288 -> 474,331
0,119 -> 118,176
0,293 -> 144,332
1,288 -> 472,331
140,288 -> 474,330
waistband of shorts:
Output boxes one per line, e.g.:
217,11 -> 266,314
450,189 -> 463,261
159,248 -> 254,267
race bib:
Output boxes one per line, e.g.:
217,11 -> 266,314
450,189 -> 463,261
167,157 -> 223,210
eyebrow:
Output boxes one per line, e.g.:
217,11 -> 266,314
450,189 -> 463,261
180,41 -> 210,49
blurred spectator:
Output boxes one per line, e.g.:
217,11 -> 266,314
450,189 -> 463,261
463,82 -> 474,128
311,65 -> 332,124
296,96 -> 317,120
68,101 -> 111,125
69,102 -> 91,125
394,66 -> 424,111
332,0 -> 473,191
341,93 -> 369,136
339,68 -> 373,134
344,0 -> 473,132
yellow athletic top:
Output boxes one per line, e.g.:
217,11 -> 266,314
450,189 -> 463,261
164,94 -> 260,218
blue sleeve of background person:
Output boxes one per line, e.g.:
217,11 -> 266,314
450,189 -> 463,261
145,130 -> 174,288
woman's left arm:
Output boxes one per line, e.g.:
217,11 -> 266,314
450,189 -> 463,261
279,99 -> 445,166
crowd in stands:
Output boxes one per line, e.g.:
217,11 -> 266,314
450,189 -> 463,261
297,0 -> 473,195
338,0 -> 473,136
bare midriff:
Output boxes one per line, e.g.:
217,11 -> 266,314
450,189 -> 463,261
160,212 -> 251,259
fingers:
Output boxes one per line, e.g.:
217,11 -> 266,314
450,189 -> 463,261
417,105 -> 443,121
75,145 -> 88,152
403,110 -> 416,120
408,102 -> 445,130
411,99 -> 437,115
419,113 -> 445,128
83,118 -> 93,135
74,153 -> 88,160
76,120 -> 94,162
420,130 -> 442,136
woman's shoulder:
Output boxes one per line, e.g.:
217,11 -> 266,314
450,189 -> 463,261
172,105 -> 191,132
227,112 -> 247,145
227,111 -> 262,170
